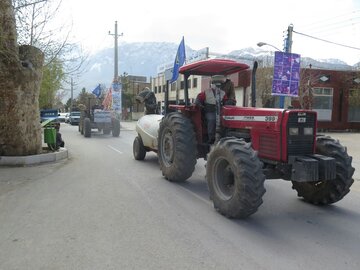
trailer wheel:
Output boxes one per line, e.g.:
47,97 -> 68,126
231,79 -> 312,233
207,138 -> 266,218
112,119 -> 120,137
133,136 -> 146,160
158,112 -> 197,182
292,135 -> 354,205
84,118 -> 91,138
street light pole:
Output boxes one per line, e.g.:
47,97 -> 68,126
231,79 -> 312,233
257,24 -> 294,109
257,42 -> 282,52
281,24 -> 294,108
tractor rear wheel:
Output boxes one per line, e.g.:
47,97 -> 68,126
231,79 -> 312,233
292,135 -> 354,205
84,118 -> 91,138
79,120 -> 84,135
133,136 -> 146,160
207,138 -> 266,218
158,112 -> 197,182
112,119 -> 120,137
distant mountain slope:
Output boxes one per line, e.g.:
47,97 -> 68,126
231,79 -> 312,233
77,42 -> 358,92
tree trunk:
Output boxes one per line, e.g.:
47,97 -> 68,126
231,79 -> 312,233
0,0 -> 44,156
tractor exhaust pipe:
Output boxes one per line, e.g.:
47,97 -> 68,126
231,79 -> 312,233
251,61 -> 258,108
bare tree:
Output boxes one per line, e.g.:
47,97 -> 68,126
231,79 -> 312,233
13,0 -> 87,108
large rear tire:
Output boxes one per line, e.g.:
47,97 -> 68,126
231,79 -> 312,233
207,138 -> 266,218
158,112 -> 197,182
84,118 -> 91,138
133,136 -> 146,160
292,135 -> 354,205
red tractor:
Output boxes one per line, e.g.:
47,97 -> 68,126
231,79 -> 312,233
135,58 -> 355,219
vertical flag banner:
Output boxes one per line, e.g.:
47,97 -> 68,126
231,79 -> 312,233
170,37 -> 186,83
102,89 -> 113,110
272,51 -> 301,97
92,84 -> 102,98
111,81 -> 122,112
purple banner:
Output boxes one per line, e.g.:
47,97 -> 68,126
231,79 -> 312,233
272,51 -> 300,97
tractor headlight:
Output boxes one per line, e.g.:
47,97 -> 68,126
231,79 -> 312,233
304,127 -> 314,135
289,127 -> 299,136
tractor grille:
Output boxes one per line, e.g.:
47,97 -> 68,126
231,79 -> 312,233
287,112 -> 316,156
259,134 -> 278,158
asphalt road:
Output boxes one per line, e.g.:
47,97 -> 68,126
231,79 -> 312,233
1,122 -> 360,270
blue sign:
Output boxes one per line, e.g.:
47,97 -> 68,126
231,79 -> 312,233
272,52 -> 301,97
112,82 -> 122,92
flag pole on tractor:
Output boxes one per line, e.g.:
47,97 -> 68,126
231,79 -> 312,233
164,37 -> 186,113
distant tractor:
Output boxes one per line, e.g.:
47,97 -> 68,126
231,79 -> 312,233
79,98 -> 120,138
133,58 -> 355,219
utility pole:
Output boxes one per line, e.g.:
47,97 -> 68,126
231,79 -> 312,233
280,24 -> 294,108
109,21 -> 123,82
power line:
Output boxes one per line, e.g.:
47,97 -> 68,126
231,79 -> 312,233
299,10 -> 360,32
293,30 -> 360,51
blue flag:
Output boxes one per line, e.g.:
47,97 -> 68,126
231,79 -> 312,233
92,84 -> 102,98
170,37 -> 186,83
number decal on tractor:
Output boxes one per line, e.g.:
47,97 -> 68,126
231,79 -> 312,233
265,116 -> 277,122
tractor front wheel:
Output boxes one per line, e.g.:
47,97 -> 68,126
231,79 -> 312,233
292,135 -> 354,205
207,138 -> 266,218
112,119 -> 120,137
158,112 -> 197,182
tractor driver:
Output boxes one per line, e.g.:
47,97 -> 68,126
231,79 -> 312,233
195,75 -> 227,144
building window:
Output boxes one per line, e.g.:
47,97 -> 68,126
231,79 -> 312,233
159,85 -> 161,93
154,86 -> 157,94
348,88 -> 360,122
312,87 -> 333,121
163,84 -> 166,92
171,83 -> 176,91
187,79 -> 191,89
180,81 -> 184,89
193,78 -> 198,88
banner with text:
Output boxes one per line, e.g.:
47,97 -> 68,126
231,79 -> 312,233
272,51 -> 301,97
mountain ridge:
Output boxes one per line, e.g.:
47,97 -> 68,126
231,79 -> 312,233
77,42 -> 359,92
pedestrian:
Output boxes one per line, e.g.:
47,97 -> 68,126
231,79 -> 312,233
55,123 -> 65,149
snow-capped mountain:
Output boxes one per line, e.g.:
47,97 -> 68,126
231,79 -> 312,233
76,42 -> 358,92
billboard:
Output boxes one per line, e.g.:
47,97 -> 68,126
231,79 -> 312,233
111,82 -> 122,112
272,51 -> 301,97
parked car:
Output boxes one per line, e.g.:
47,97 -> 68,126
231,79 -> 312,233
58,113 -> 67,122
69,111 -> 81,125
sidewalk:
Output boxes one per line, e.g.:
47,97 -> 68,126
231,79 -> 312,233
120,120 -> 137,131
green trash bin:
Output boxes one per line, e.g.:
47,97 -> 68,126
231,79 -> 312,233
44,127 -> 56,144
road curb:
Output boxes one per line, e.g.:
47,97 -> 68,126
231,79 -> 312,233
0,148 -> 68,166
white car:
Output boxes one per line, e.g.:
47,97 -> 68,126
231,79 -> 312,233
65,113 -> 70,123
69,111 -> 81,125
58,113 -> 67,122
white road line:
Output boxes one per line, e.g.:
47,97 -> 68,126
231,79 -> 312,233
177,184 -> 212,206
107,145 -> 123,154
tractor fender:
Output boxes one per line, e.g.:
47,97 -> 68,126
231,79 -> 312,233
136,114 -> 163,150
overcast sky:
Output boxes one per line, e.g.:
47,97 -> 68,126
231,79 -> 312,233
59,0 -> 360,65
